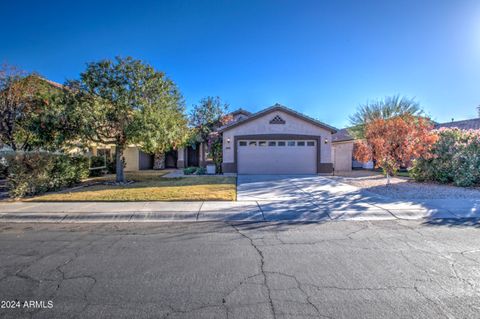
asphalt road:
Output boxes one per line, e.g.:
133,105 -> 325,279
0,220 -> 479,319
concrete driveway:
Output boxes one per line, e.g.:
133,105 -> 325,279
237,175 -> 460,222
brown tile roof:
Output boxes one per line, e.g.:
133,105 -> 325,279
229,108 -> 252,116
435,118 -> 480,130
332,128 -> 354,143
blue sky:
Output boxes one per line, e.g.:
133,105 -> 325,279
2,0 -> 480,128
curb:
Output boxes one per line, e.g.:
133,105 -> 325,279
1,211 -> 479,223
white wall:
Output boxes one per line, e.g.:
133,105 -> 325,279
332,141 -> 353,172
222,110 -> 333,164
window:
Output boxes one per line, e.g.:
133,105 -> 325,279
287,141 -> 295,146
307,141 -> 315,146
248,141 -> 257,146
297,141 -> 305,146
258,141 -> 267,147
239,141 -> 247,146
268,141 -> 276,146
278,141 -> 286,146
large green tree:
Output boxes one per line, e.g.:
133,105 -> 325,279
64,57 -> 187,183
349,95 -> 423,139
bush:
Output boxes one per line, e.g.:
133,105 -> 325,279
195,167 -> 206,175
183,167 -> 198,175
410,128 -> 480,187
89,155 -> 106,177
2,151 -> 89,198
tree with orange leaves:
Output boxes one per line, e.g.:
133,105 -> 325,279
354,114 -> 438,184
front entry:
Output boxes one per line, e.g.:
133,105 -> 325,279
165,150 -> 178,168
187,145 -> 200,167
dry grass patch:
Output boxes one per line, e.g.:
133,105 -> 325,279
28,171 -> 236,201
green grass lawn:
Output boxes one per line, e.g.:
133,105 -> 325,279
28,170 -> 236,201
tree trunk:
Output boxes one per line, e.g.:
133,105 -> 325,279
153,153 -> 165,170
386,172 -> 391,185
115,144 -> 126,183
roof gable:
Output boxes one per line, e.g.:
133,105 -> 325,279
219,104 -> 337,133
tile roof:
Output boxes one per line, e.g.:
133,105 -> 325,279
229,108 -> 252,116
332,128 -> 354,142
435,118 -> 480,131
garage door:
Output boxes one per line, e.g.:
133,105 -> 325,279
237,140 -> 317,174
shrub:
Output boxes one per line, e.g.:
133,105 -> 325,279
195,167 -> 206,175
183,167 -> 198,175
2,151 -> 89,198
410,128 -> 480,187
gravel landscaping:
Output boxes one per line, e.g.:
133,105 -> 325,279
330,170 -> 480,200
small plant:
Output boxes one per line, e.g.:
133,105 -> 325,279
183,167 -> 198,175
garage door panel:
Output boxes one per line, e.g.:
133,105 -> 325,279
237,140 -> 316,174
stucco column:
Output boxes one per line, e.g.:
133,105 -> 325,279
177,147 -> 185,168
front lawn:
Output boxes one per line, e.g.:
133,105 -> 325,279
27,171 -> 236,201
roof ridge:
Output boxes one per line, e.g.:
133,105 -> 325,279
219,103 -> 337,133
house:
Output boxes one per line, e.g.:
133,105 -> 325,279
435,118 -> 480,130
177,104 -> 337,174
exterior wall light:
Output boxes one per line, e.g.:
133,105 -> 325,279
227,138 -> 231,144
324,138 -> 328,144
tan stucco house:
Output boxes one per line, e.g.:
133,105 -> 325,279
177,104 -> 339,174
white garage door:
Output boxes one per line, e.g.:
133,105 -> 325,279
237,140 -> 317,174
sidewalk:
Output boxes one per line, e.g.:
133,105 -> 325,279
0,199 -> 479,223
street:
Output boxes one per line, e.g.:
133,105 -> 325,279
0,220 -> 479,318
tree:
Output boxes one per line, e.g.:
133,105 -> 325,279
349,95 -> 423,139
0,64 -> 61,151
63,57 -> 187,183
353,114 -> 438,184
189,96 -> 229,142
188,96 -> 231,172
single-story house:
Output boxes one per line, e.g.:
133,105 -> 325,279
178,104 -> 337,174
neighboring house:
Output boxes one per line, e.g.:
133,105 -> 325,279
435,118 -> 480,130
177,104 -> 337,174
